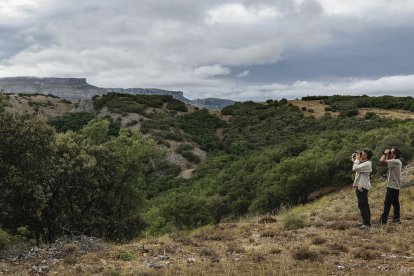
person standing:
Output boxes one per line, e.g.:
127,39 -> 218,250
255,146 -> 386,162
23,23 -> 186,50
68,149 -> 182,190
352,149 -> 373,229
379,147 -> 402,224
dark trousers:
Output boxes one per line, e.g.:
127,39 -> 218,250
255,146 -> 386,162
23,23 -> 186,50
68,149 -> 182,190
381,187 -> 400,223
356,188 -> 371,226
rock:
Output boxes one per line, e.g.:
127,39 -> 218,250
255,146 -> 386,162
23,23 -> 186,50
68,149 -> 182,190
158,249 -> 169,260
187,257 -> 196,263
147,261 -> 163,269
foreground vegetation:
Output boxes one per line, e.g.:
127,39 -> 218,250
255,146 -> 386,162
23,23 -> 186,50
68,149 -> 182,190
2,172 -> 414,275
1,93 -> 414,246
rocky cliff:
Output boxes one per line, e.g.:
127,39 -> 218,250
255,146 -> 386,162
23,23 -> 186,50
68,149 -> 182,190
0,77 -> 186,102
0,77 -> 235,109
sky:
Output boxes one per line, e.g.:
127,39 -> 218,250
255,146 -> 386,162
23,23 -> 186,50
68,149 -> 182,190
1,0 -> 414,101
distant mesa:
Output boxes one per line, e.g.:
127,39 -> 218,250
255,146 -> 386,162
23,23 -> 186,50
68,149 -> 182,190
0,77 -> 234,109
0,76 -> 184,102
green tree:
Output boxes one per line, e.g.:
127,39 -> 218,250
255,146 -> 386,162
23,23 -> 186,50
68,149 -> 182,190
0,111 -> 56,242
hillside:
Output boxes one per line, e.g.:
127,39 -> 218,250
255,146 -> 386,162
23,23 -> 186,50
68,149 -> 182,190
1,164 -> 413,275
1,92 -> 221,175
3,93 -> 74,116
2,93 -> 414,275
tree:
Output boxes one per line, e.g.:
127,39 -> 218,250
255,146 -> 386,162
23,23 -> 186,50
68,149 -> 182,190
0,111 -> 56,242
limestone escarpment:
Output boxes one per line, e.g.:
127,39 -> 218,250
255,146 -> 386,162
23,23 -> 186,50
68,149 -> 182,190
0,77 -> 186,102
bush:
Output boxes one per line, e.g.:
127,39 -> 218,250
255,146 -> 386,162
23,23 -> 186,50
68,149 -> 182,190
281,210 -> 306,230
0,228 -> 11,249
166,101 -> 187,112
115,250 -> 135,261
292,247 -> 321,261
176,143 -> 194,153
352,248 -> 381,260
47,112 -> 95,132
125,120 -> 138,127
181,151 -> 201,164
178,109 -> 225,151
311,236 -> 326,245
364,112 -> 377,120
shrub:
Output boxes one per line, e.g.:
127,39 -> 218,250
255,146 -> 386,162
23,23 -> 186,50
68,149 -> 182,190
292,247 -> 320,261
329,242 -> 348,253
279,98 -> 288,105
64,243 -> 80,255
364,112 -> 377,120
125,120 -> 138,127
154,131 -> 184,141
63,255 -> 77,265
352,248 -> 380,260
176,143 -> 194,153
107,100 -> 145,114
227,243 -> 246,254
282,210 -> 306,230
311,236 -> 327,245
166,100 -> 187,112
0,228 -> 11,249
47,112 -> 95,132
181,151 -> 201,164
115,250 -> 135,261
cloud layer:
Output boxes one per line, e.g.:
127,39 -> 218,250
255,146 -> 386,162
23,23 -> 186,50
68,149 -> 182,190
1,0 -> 414,100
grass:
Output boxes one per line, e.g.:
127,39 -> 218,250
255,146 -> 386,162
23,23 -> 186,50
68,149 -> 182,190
280,207 -> 307,230
115,250 -> 136,261
3,168 -> 414,275
290,100 -> 414,121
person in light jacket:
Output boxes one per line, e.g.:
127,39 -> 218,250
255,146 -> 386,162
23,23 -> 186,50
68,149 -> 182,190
352,149 -> 373,229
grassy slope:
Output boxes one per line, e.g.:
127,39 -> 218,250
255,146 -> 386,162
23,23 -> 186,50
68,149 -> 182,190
3,165 -> 413,275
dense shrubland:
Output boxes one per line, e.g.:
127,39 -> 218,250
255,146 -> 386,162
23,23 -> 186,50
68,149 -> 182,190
93,92 -> 187,113
1,93 -> 414,244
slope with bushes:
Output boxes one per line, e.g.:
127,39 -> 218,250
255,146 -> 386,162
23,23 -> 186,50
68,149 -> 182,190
2,165 -> 414,275
1,93 -> 414,245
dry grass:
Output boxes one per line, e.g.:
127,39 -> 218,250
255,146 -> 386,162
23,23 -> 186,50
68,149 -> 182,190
289,100 -> 335,119
289,100 -> 414,121
358,108 -> 414,120
2,164 -> 414,275
311,236 -> 327,245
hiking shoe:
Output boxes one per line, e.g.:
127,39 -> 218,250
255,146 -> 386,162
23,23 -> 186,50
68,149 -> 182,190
391,218 -> 401,224
378,218 -> 387,225
355,222 -> 364,227
359,224 -> 371,230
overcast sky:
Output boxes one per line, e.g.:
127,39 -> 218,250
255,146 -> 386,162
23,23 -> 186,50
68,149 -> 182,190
1,0 -> 414,101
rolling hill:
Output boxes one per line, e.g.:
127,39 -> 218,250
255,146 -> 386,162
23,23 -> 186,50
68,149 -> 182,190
1,93 -> 414,275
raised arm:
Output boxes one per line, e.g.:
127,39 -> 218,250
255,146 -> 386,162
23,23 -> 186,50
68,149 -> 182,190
352,160 -> 372,172
380,149 -> 390,166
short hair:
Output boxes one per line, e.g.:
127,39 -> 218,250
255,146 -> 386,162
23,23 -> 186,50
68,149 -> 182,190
363,149 -> 373,160
392,146 -> 401,159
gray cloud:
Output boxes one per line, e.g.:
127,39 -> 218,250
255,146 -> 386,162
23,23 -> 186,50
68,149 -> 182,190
1,0 -> 414,100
